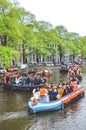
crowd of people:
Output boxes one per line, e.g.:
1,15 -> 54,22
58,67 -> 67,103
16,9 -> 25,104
31,76 -> 81,105
31,63 -> 83,105
2,63 -> 83,105
3,72 -> 47,86
67,63 -> 82,79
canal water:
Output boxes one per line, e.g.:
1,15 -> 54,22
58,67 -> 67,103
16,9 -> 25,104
0,68 -> 86,130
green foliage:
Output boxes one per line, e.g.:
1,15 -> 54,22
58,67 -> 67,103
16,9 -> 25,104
79,36 -> 86,56
0,46 -> 20,67
0,0 -> 86,65
65,32 -> 80,56
0,0 -> 12,15
55,25 -> 68,38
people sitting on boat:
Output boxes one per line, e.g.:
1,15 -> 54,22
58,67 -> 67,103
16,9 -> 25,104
62,81 -> 73,96
15,75 -> 22,85
3,72 -> 47,87
43,76 -> 47,83
33,75 -> 39,85
30,97 -> 39,105
56,94 -> 61,100
47,84 -> 54,101
62,82 -> 67,96
52,86 -> 58,100
32,84 -> 41,95
73,77 -> 79,85
76,70 -> 82,81
72,81 -> 79,91
33,91 -> 40,100
68,68 -> 75,78
57,85 -> 63,97
30,88 -> 41,105
24,75 -> 31,85
15,77 -> 20,84
66,84 -> 71,94
40,86 -> 49,102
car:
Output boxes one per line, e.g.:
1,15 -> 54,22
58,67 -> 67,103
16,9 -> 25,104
0,66 -> 7,74
6,66 -> 19,72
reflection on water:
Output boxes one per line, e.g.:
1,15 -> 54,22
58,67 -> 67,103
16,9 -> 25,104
0,69 -> 86,130
47,70 -> 68,83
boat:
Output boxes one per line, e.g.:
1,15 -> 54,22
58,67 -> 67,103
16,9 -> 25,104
59,65 -> 68,74
43,69 -> 52,76
59,69 -> 68,74
28,87 -> 85,114
28,69 -> 37,74
59,64 -> 69,74
36,69 -> 52,77
2,83 -> 44,92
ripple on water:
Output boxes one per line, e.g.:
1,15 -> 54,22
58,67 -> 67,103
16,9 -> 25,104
0,111 -> 27,121
28,97 -> 86,130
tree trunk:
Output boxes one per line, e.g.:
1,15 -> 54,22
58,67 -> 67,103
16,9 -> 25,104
22,44 -> 26,63
58,45 -> 63,62
60,52 -> 63,62
1,35 -> 7,46
73,55 -> 75,61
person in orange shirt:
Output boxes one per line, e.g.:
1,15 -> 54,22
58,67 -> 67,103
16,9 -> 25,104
3,74 -> 7,84
40,86 -> 49,102
72,81 -> 79,91
57,86 -> 63,97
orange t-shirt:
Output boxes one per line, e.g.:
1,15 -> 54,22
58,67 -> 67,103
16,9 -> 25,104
72,83 -> 78,91
40,88 -> 47,96
3,76 -> 7,84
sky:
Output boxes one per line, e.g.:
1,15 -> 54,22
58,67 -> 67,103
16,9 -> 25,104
18,0 -> 86,36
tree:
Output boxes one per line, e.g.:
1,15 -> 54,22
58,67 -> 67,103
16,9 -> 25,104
17,7 -> 37,63
34,21 -> 62,63
54,25 -> 68,62
66,32 -> 80,61
0,0 -> 22,66
79,36 -> 86,60
0,46 -> 20,67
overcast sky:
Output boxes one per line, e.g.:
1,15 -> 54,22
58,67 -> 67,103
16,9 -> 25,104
18,0 -> 86,36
